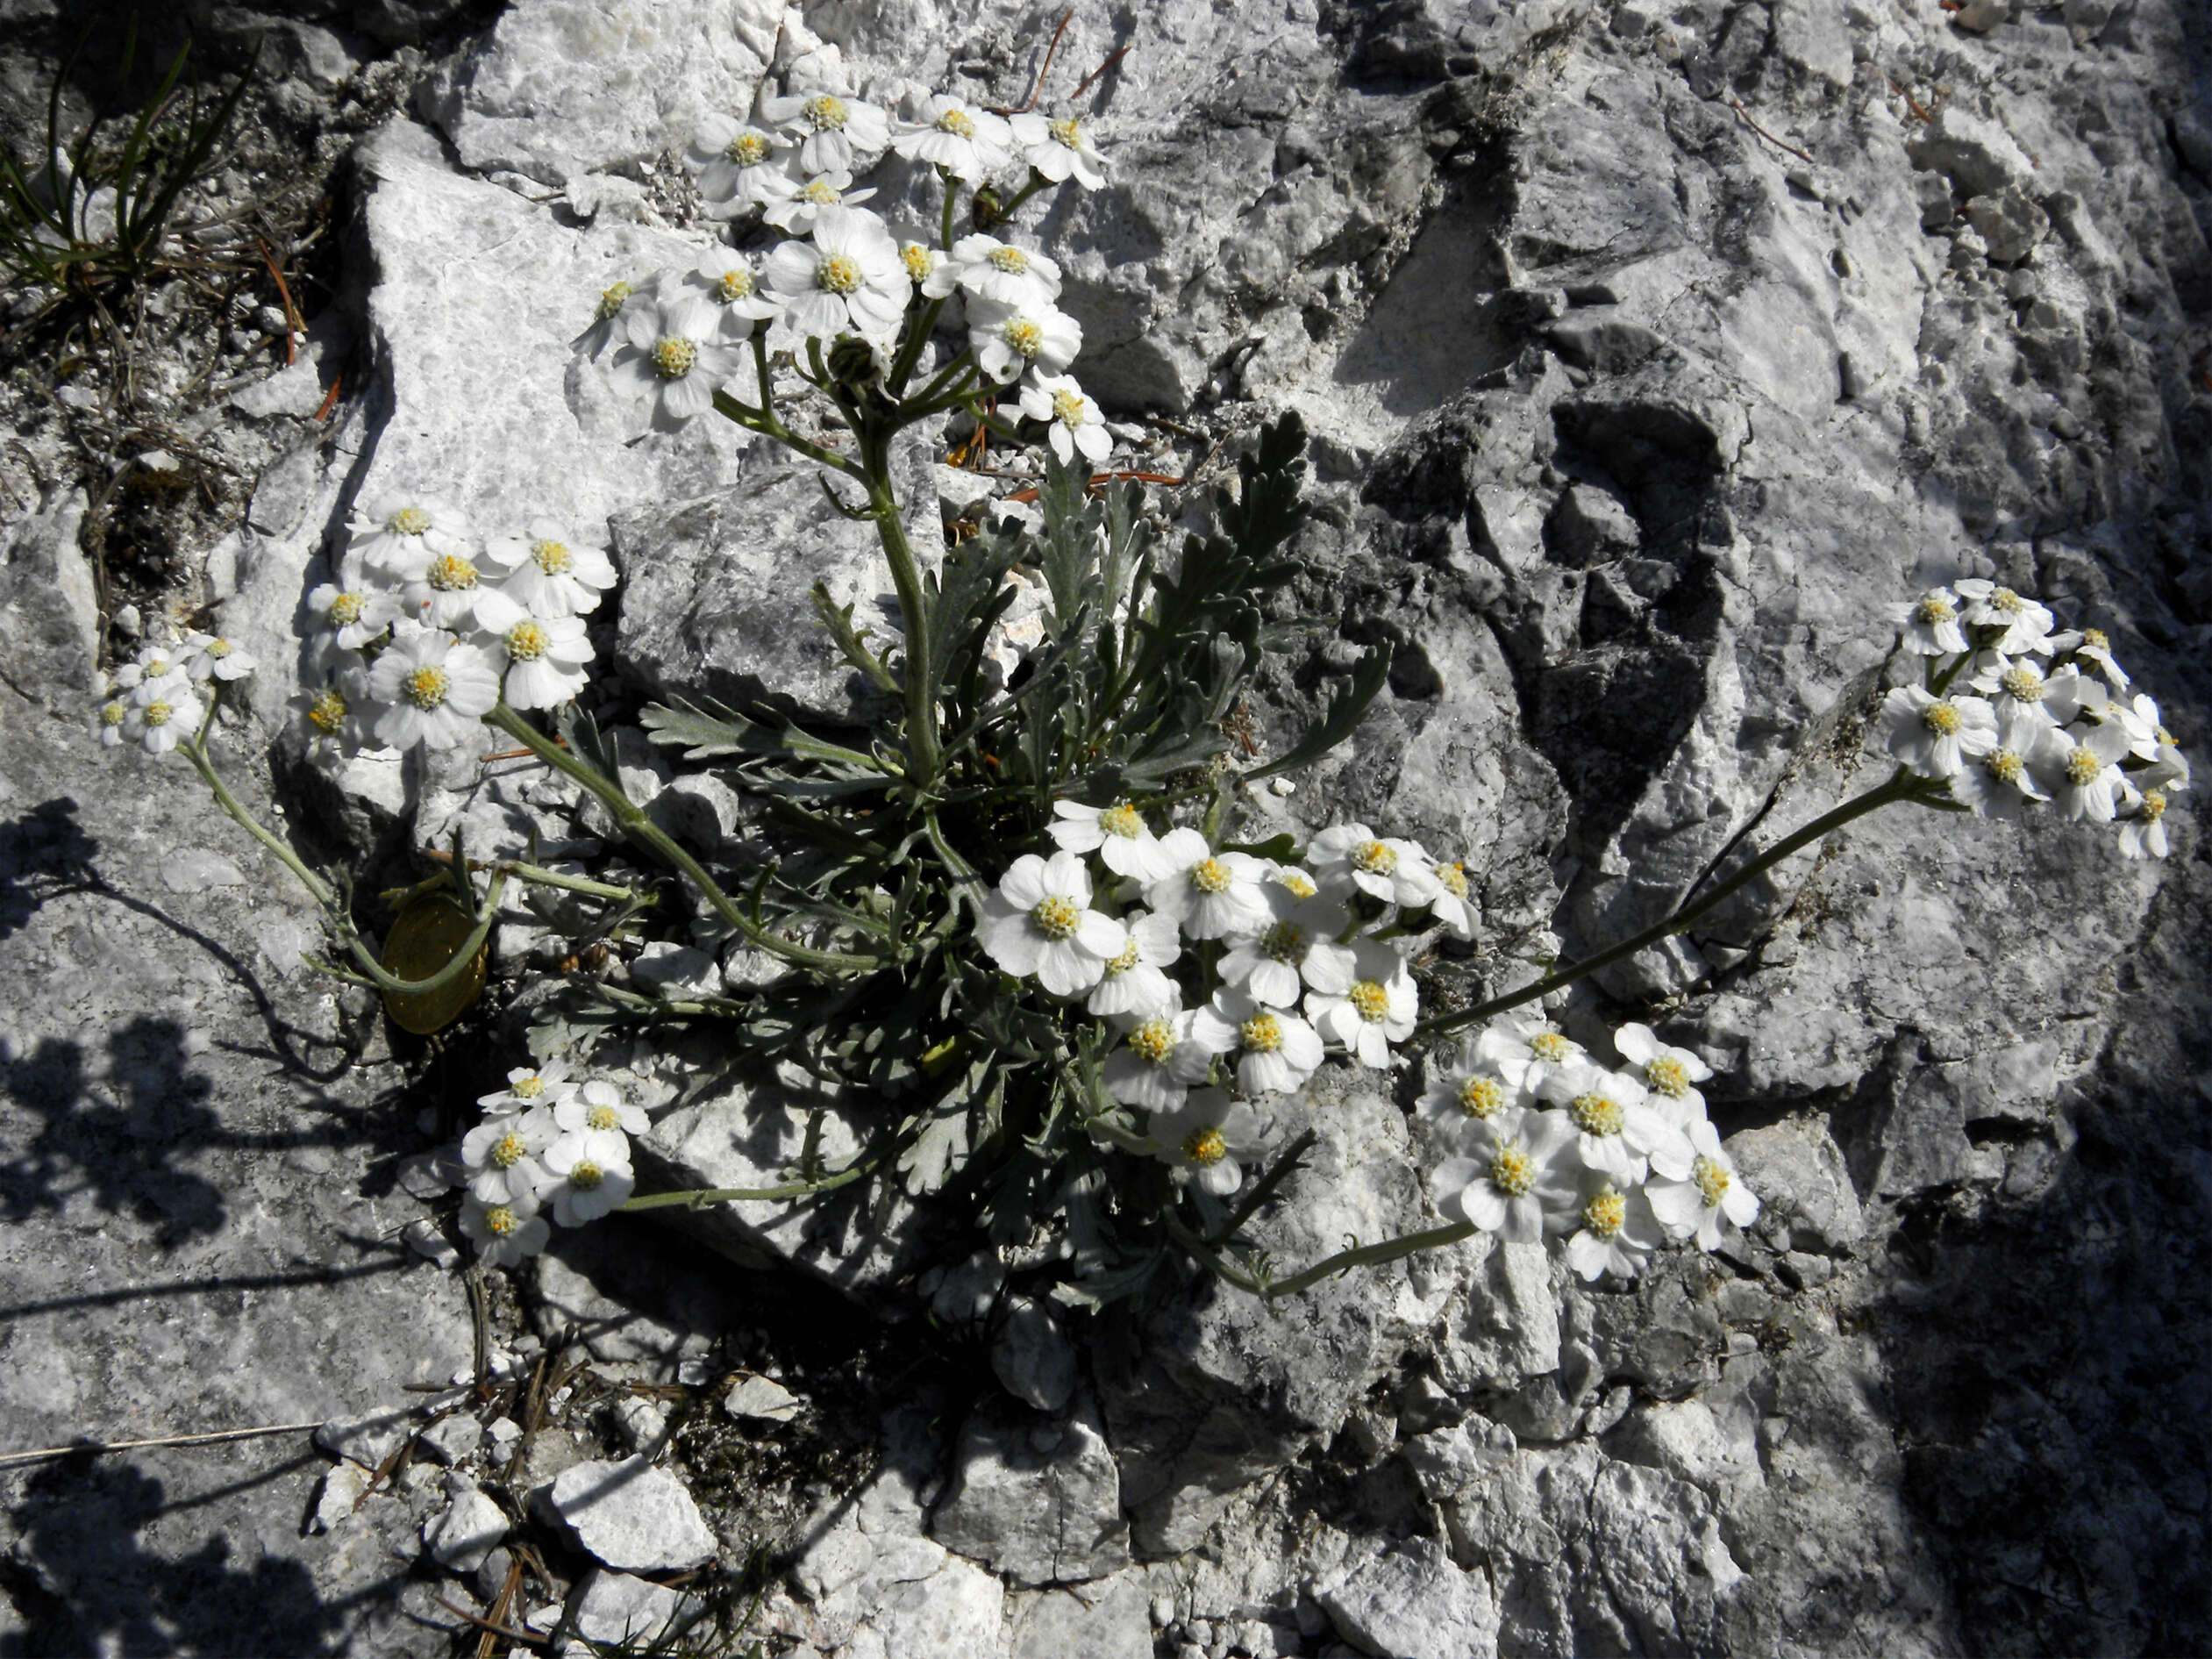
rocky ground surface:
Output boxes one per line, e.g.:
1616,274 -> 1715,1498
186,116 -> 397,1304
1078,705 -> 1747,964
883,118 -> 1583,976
1,0 -> 2206,1655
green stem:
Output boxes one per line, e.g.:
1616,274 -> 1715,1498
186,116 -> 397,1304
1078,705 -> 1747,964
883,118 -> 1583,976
1416,769 -> 1930,1041
495,861 -> 646,902
338,871 -> 508,996
485,704 -> 878,975
860,451 -> 943,790
617,1161 -> 873,1212
1163,1211 -> 1480,1302
182,734 -> 335,908
1208,1128 -> 1316,1247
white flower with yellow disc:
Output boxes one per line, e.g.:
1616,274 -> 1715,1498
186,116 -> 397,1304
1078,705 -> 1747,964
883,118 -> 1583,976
1143,827 -> 1273,939
978,849 -> 1127,996
761,89 -> 891,176
1049,797 -> 1175,882
1303,937 -> 1416,1069
482,525 -> 617,619
1145,1088 -> 1264,1197
1645,1119 -> 1759,1251
764,205 -> 913,347
891,92 -> 1014,182
1018,371 -> 1110,467
1188,987 -> 1325,1096
365,626 -> 499,749
474,590 -> 593,710
1008,111 -> 1108,189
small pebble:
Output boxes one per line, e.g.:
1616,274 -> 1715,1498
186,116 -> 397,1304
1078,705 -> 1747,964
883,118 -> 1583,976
403,1219 -> 460,1270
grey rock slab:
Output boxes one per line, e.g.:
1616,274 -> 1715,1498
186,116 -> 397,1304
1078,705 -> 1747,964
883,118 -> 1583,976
1004,1574 -> 1156,1659
991,1294 -> 1079,1415
424,1486 -> 509,1572
418,1412 -> 486,1466
0,487 -> 96,707
1316,1535 -> 1500,1659
930,1397 -> 1129,1587
546,1455 -> 717,1573
568,1569 -> 700,1649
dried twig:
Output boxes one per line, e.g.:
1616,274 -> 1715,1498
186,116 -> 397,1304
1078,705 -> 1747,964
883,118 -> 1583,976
995,10 -> 1074,115
1884,73 -> 1935,124
257,238 -> 301,366
0,1419 -> 321,1469
1730,99 -> 1815,165
1068,44 -> 1131,102
312,371 -> 342,421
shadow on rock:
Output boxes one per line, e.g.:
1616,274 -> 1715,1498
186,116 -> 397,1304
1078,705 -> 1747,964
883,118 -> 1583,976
0,798 -> 97,945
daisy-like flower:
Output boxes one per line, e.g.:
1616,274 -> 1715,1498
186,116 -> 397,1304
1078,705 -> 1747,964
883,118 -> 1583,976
761,89 -> 892,176
348,493 -> 473,578
460,1197 -> 550,1268
1611,1024 -> 1712,1125
1563,1176 -> 1666,1282
978,850 -> 1126,996
1188,988 -> 1325,1096
463,1112 -> 554,1209
610,287 -> 741,431
1217,882 -> 1356,1010
1308,822 -> 1441,907
763,168 -> 880,235
1428,1110 -> 1578,1244
1953,578 -> 2055,654
901,239 -> 958,298
112,640 -> 190,690
1304,937 -> 1417,1069
892,92 -> 1015,180
482,526 -> 617,619
473,590 -> 593,710
1102,1009 -> 1220,1112
552,1078 -> 648,1167
1946,726 -> 2055,819
1535,1061 -> 1687,1184
2055,626 -> 2130,690
1418,1049 -> 1526,1145
1896,587 -> 1970,655
1426,858 -> 1478,939
1086,910 -> 1182,1020
479,1061 -> 574,1115
1879,685 -> 1997,778
124,673 -> 203,755
2117,789 -> 2170,860
2038,720 -> 2134,822
1018,372 -> 1110,466
1146,1088 -> 1265,1197
1645,1119 -> 1759,1251
297,661 -> 376,763
1009,111 -> 1109,189
1144,828 -> 1274,939
1968,654 -> 2060,730
181,633 -> 256,683
574,277 -> 644,358
94,694 -> 129,747
945,232 -> 1064,309
2113,693 -> 2187,778
1475,1011 -> 1589,1098
544,1139 -> 636,1226
765,205 -> 913,347
683,115 -> 797,216
308,561 -> 401,648
686,249 -> 782,337
365,628 -> 500,750
1049,797 -> 1176,882
399,546 -> 489,630
967,297 -> 1082,384
2035,664 -> 2109,726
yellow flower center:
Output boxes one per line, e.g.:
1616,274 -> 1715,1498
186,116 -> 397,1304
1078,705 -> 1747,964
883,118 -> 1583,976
1693,1155 -> 1731,1207
1099,803 -> 1143,838
817,253 -> 863,295
1260,920 -> 1307,963
727,132 -> 770,165
485,1205 -> 519,1236
569,1161 -> 604,1191
532,540 -> 573,576
802,177 -> 840,204
99,700 -> 127,727
389,506 -> 431,536
1916,594 -> 1955,624
307,689 -> 346,733
1644,1055 -> 1690,1098
1103,936 -> 1140,976
803,94 -> 849,131
586,1103 -> 621,1131
2000,665 -> 2045,702
2143,791 -> 2167,823
143,700 -> 174,727
1922,699 -> 1963,736
1129,1018 -> 1176,1064
426,554 -> 478,592
405,666 -> 450,710
1032,895 -> 1081,940
937,106 -> 977,138
491,1133 -> 527,1169
902,243 -> 935,281
1001,318 -> 1044,357
1278,871 -> 1317,899
1190,858 -> 1234,895
2083,627 -> 2109,649
1183,1126 -> 1227,1165
1490,1147 -> 1534,1198
141,655 -> 172,678
1990,587 -> 2025,613
328,592 -> 364,626
1583,1188 -> 1627,1239
717,267 -> 757,302
1457,1076 -> 1502,1119
1348,981 -> 1391,1024
205,638 -> 234,658
1438,862 -> 1468,897
1239,1012 -> 1284,1053
1052,388 -> 1087,427
1984,748 -> 2025,786
596,281 -> 632,321
989,246 -> 1030,274
1050,118 -> 1082,149
1570,1091 -> 1624,1137
505,621 -> 549,661
2066,747 -> 2104,786
651,336 -> 696,378
1528,1031 -> 1571,1062
1351,839 -> 1396,875
512,1076 -> 545,1098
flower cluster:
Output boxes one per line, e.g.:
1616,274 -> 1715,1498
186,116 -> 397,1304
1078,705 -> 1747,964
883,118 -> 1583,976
593,84 -> 1112,462
297,497 -> 614,756
1881,583 -> 2187,858
456,1062 -> 647,1265
91,629 -> 259,754
979,803 -> 1481,1196
1422,1017 -> 1758,1279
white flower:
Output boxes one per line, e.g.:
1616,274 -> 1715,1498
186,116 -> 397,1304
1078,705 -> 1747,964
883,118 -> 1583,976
297,661 -> 376,763
609,288 -> 742,431
553,1077 -> 647,1165
1645,1119 -> 1759,1250
1086,909 -> 1182,1020
543,1140 -> 635,1226
112,640 -> 190,689
366,628 -> 500,750
1473,1011 -> 1587,1097
309,562 -> 401,647
1428,1109 -> 1578,1244
891,93 -> 1015,181
978,850 -> 1126,995
1564,1177 -> 1665,1281
2113,693 -> 2185,776
1018,372 -> 1110,466
685,248 -> 782,334
1952,578 -> 2054,654
123,673 -> 203,755
2055,626 -> 2130,690
1418,1048 -> 1527,1146
574,277 -> 646,359
1308,822 -> 1441,906
398,545 -> 489,630
1217,883 -> 1355,1009
94,694 -> 129,747
1146,1088 -> 1264,1197
348,493 -> 473,578
1612,1023 -> 1713,1126
1144,828 -> 1274,938
967,297 -> 1082,384
1536,1060 -> 1687,1185
761,89 -> 892,176
1049,797 -> 1176,882
479,1062 -> 575,1115
945,232 -> 1064,309
2038,719 -> 2134,822
463,1112 -> 554,1208
473,590 -> 593,710
683,115 -> 797,216
1008,111 -> 1109,189
482,526 -> 617,619
902,240 -> 958,298
1303,937 -> 1416,1069
2117,790 -> 2170,860
1967,653 -> 2060,730
1188,988 -> 1325,1096
2036,665 -> 2110,726
1426,858 -> 1479,939
1879,685 -> 1997,778
1946,730 -> 2055,819
1102,1009 -> 1220,1112
460,1197 -> 550,1267
764,205 -> 913,347
181,632 -> 255,683
1895,587 -> 1970,655
762,168 -> 880,235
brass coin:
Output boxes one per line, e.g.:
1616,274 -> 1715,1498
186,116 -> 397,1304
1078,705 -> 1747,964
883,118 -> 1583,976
380,895 -> 488,1034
